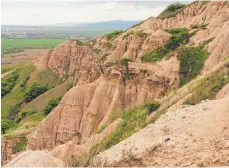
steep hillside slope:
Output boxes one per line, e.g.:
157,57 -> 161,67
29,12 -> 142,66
91,96 -> 229,167
2,1 -> 229,166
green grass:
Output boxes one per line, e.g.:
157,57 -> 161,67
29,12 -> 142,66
122,30 -> 145,40
191,23 -> 208,30
1,63 -> 25,74
105,30 -> 123,41
93,48 -> 102,55
12,135 -> 28,153
1,64 -> 64,133
1,38 -> 67,55
179,46 -> 209,86
142,28 -> 189,63
28,69 -> 63,90
89,101 -> 160,157
157,3 -> 186,20
1,64 -> 35,118
185,68 -> 229,105
1,72 -> 19,97
141,47 -> 168,63
17,82 -> 69,123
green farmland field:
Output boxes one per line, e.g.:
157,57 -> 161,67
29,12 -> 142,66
1,38 -> 67,55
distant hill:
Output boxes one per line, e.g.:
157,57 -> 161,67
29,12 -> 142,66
51,20 -> 142,30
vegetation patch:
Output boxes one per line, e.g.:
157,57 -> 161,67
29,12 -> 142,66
120,58 -> 134,81
44,98 -> 61,115
122,30 -> 145,40
142,28 -> 189,63
1,72 -> 19,97
19,75 -> 30,88
185,68 -> 229,105
89,100 -> 160,156
165,29 -> 189,50
1,64 -> 35,118
201,37 -> 215,47
179,46 -> 209,86
191,23 -> 208,30
143,101 -> 160,115
12,135 -> 28,153
157,3 -> 186,19
105,30 -> 123,41
1,118 -> 16,134
2,38 -> 67,55
93,48 -> 102,55
141,47 -> 168,63
104,41 -> 113,49
28,69 -> 63,89
24,83 -> 48,103
1,63 -> 24,74
16,110 -> 37,123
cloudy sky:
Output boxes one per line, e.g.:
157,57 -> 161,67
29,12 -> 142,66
1,0 -> 191,25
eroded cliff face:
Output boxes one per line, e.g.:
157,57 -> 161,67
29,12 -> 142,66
29,56 -> 179,150
8,1 -> 229,166
1,138 -> 22,165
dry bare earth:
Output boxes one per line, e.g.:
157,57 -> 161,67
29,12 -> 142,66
2,49 -> 49,64
92,96 -> 229,167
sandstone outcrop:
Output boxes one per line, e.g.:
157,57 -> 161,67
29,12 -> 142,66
1,138 -> 22,165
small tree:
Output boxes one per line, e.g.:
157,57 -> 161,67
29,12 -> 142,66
1,119 -> 14,134
24,83 -> 47,102
120,58 -> 134,80
44,98 -> 61,115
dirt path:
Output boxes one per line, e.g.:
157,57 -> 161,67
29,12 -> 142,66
1,70 -> 14,79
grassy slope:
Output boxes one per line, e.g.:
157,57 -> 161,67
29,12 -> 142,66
1,63 -> 25,74
1,65 -> 63,118
1,38 -> 67,55
1,64 -> 35,118
18,82 -> 70,123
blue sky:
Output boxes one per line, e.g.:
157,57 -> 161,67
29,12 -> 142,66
1,1 -> 192,25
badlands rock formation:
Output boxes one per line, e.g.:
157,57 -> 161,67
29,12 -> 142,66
3,1 -> 229,167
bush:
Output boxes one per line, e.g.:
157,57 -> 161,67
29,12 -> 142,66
165,31 -> 189,50
8,103 -> 22,120
105,30 -> 123,41
1,118 -> 15,134
166,3 -> 186,12
104,41 -> 113,49
165,28 -> 188,34
24,83 -> 48,102
1,72 -> 19,97
44,98 -> 61,115
19,75 -> 30,88
141,28 -> 189,63
120,58 -> 134,80
16,110 -> 37,123
122,30 -> 145,40
179,46 -> 209,86
157,3 -> 186,19
93,48 -> 101,55
191,24 -> 208,30
143,101 -> 160,114
141,47 -> 168,62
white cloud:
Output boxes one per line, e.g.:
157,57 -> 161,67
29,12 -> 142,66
1,1 -> 190,25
